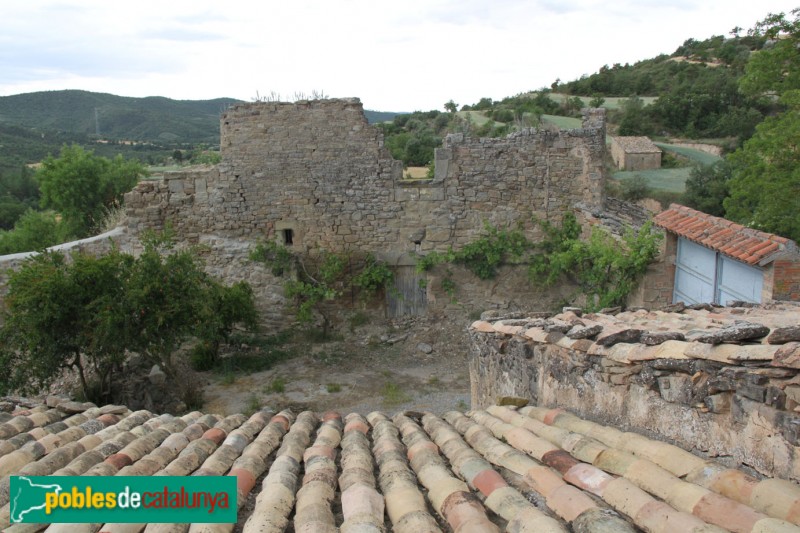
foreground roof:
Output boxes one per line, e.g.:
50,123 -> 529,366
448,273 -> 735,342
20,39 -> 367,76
1,392 -> 800,532
654,203 -> 798,266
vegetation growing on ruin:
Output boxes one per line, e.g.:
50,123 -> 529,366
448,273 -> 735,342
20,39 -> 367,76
529,214 -> 662,310
416,215 -> 661,311
250,243 -> 394,337
416,224 -> 531,280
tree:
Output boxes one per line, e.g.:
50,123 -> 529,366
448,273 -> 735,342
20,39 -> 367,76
0,233 -> 259,399
0,209 -> 76,255
589,94 -> 606,108
37,144 -> 148,237
739,9 -> 800,97
0,250 -> 132,400
723,9 -> 800,240
723,91 -> 800,240
444,100 -> 458,113
617,95 -> 651,135
683,161 -> 731,217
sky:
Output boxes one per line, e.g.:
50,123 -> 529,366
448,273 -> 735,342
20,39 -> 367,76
1,1 -> 798,112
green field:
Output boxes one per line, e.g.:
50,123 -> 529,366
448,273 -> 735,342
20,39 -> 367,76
655,143 -> 721,165
612,144 -> 720,193
541,115 -> 582,129
456,110 -> 501,127
547,93 -> 658,110
613,168 -> 692,193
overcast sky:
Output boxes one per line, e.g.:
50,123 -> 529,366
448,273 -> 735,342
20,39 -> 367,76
1,1 -> 797,111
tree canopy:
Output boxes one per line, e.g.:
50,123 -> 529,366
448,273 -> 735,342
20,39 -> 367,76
0,234 -> 258,402
37,144 -> 148,236
723,9 -> 800,240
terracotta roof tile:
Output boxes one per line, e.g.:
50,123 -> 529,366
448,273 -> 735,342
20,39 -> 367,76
654,204 -> 798,265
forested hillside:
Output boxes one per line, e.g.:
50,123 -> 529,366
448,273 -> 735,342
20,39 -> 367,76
0,90 -> 239,142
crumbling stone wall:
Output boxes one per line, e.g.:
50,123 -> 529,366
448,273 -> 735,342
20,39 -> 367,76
469,305 -> 800,481
122,99 -> 607,321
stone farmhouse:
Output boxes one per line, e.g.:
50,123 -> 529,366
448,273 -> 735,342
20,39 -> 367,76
610,136 -> 662,171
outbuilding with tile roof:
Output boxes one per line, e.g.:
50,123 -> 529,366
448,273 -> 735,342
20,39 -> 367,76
653,204 -> 800,305
610,136 -> 662,170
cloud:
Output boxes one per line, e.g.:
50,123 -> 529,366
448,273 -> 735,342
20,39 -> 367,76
1,0 -> 799,110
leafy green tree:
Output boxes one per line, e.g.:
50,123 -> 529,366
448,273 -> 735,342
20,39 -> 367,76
444,100 -> 458,113
724,91 -> 800,240
739,9 -> 800,97
589,94 -> 606,108
0,234 -> 259,398
617,96 -> 651,135
723,9 -> 800,240
683,161 -> 732,217
0,209 -> 76,255
37,144 -> 147,236
194,280 -> 258,368
0,250 -> 132,400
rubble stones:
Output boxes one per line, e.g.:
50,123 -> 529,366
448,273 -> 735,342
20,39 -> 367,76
767,326 -> 800,345
640,331 -> 686,345
595,328 -> 645,347
695,322 -> 770,344
567,324 -> 603,340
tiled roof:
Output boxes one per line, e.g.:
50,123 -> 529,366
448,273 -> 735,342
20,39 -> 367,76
2,389 -> 800,531
654,203 -> 797,265
612,136 -> 662,153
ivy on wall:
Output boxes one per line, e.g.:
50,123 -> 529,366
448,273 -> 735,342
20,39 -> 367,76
416,214 -> 661,311
250,242 -> 393,336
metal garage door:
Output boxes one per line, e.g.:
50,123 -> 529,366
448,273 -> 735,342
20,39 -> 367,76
674,238 -> 717,305
717,255 -> 762,305
673,237 -> 763,305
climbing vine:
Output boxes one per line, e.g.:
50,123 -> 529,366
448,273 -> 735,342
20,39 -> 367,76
529,214 -> 661,310
416,223 -> 531,279
416,214 -> 661,311
250,244 -> 393,336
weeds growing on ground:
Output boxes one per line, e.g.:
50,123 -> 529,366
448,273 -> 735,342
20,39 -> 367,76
265,377 -> 286,394
326,383 -> 342,393
382,381 -> 410,405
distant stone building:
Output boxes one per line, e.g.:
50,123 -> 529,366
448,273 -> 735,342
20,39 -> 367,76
610,136 -> 662,170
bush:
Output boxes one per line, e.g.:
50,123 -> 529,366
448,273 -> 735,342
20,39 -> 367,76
620,175 -> 651,201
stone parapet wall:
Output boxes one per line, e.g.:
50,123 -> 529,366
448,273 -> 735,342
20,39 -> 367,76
469,303 -> 800,481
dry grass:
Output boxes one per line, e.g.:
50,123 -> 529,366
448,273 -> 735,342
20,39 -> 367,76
404,167 -> 429,179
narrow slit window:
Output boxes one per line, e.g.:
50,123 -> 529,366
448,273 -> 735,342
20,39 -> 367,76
283,229 -> 294,246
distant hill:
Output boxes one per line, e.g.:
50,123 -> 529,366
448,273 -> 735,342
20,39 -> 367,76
0,90 -> 401,144
0,90 -> 240,143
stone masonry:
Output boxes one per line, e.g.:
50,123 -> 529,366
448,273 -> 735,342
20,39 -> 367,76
119,98 -> 608,325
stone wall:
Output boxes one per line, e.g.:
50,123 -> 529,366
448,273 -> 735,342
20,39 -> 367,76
469,304 -> 800,481
121,99 -> 609,322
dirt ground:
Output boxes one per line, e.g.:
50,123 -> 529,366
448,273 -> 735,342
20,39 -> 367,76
200,313 -> 473,416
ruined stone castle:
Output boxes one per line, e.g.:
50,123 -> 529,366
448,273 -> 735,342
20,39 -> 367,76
119,98 -> 610,325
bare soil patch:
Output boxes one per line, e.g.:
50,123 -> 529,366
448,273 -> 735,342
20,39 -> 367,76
200,313 -> 472,416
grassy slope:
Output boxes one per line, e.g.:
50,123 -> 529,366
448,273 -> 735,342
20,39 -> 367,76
547,93 -> 658,110
613,144 -> 721,193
